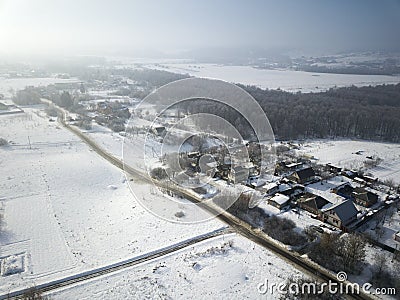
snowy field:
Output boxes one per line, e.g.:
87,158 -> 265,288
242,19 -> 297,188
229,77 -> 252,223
0,107 -> 227,294
49,233 -> 303,300
359,206 -> 400,250
147,63 -> 400,93
295,140 -> 400,184
0,77 -> 80,100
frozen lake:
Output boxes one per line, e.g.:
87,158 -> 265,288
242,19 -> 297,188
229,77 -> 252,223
147,63 -> 400,93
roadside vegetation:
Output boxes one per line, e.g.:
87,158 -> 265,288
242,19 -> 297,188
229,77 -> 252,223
12,87 -> 41,105
21,286 -> 50,300
0,137 -> 8,146
306,233 -> 366,274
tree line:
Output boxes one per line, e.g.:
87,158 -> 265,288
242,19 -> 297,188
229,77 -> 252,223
182,83 -> 400,142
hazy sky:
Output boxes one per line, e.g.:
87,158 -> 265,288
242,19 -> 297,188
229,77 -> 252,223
0,0 -> 400,57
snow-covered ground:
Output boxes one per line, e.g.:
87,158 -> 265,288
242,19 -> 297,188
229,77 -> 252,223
146,63 -> 400,93
49,233 -> 303,300
1,103 -> 399,298
0,106 -> 311,299
349,243 -> 399,300
295,139 -> 400,184
359,206 -> 400,250
0,107 -> 226,294
0,77 -> 80,100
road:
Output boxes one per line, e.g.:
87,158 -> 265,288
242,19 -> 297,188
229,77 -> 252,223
13,101 -> 373,300
0,228 -> 232,300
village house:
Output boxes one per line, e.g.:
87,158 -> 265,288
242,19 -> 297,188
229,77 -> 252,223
284,162 -> 304,171
351,187 -> 378,207
321,200 -> 359,230
361,175 -> 378,184
325,163 -> 342,174
227,166 -> 249,184
297,193 -> 330,215
152,125 -> 166,137
394,232 -> 400,243
332,182 -> 355,199
275,161 -> 304,175
216,156 -> 232,179
259,182 -> 279,195
247,177 -> 266,189
278,182 -> 304,198
268,193 -> 290,210
289,167 -> 316,184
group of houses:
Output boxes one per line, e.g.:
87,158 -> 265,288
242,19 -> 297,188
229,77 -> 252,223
252,161 -> 385,231
177,140 -> 396,232
297,193 -> 359,230
83,100 -> 131,132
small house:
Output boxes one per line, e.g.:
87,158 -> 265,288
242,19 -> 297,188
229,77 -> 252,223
353,177 -> 366,186
285,162 -> 304,171
289,167 -> 316,184
297,193 -> 330,215
351,188 -> 378,208
268,193 -> 290,209
325,163 -> 342,174
278,183 -> 304,197
332,183 -> 355,199
321,200 -> 359,229
362,175 -> 378,184
394,232 -> 400,243
227,166 -> 249,184
152,125 -> 166,137
260,182 -> 279,195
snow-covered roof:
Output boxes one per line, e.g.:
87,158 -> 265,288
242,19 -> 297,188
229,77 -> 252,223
278,183 -> 292,192
286,162 -> 302,168
322,200 -> 359,222
270,193 -> 290,205
264,182 -> 278,190
251,180 -> 266,188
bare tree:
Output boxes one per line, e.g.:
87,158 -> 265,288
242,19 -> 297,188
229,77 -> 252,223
22,286 -> 50,300
373,253 -> 387,277
339,234 -> 366,273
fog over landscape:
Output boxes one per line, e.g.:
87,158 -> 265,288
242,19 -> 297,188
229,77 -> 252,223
1,1 -> 400,300
1,0 -> 400,58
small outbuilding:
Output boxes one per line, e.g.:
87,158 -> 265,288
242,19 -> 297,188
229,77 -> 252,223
268,193 -> 290,209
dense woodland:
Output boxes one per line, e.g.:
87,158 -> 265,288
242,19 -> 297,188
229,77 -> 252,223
184,83 -> 400,142
245,83 -> 400,142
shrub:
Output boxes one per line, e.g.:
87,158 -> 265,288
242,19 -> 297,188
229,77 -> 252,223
12,87 -> 41,105
21,286 -> 50,299
263,216 -> 307,246
150,167 -> 168,180
175,211 -> 185,218
0,138 -> 8,146
45,106 -> 58,117
76,121 -> 92,130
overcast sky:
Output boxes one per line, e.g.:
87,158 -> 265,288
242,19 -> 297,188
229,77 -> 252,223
1,0 -> 400,57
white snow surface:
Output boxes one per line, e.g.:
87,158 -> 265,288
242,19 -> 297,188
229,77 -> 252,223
49,233 -> 302,300
147,63 -> 400,93
0,107 -> 225,294
295,139 -> 400,184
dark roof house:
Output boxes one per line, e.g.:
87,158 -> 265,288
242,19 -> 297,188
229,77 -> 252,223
351,188 -> 378,208
321,200 -> 359,229
298,193 -> 330,215
333,183 -> 355,199
290,167 -> 316,184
